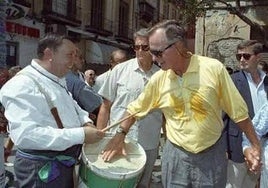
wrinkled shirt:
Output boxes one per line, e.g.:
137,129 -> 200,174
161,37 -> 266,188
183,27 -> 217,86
128,55 -> 249,153
244,70 -> 267,114
94,70 -> 111,92
0,60 -> 91,151
242,101 -> 268,150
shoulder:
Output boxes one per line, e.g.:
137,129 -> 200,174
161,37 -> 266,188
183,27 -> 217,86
0,68 -> 36,97
110,58 -> 136,75
231,71 -> 244,80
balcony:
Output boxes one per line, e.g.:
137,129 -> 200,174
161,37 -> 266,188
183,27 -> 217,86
12,0 -> 31,7
139,1 -> 155,23
42,0 -> 81,26
85,18 -> 113,37
114,26 -> 133,44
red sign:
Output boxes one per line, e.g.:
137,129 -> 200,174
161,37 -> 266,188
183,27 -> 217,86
5,21 -> 40,38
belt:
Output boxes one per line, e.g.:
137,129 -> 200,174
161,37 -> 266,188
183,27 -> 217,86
17,148 -> 76,183
170,136 -> 222,154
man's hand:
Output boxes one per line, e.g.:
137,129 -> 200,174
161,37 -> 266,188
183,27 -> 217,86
101,134 -> 126,162
83,125 -> 104,144
244,146 -> 262,173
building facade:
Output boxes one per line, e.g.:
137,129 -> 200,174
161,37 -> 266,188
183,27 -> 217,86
195,0 -> 268,70
5,0 -> 182,74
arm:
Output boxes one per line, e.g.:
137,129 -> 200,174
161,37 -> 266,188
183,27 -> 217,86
83,122 -> 105,143
237,118 -> 261,172
96,98 -> 112,130
78,84 -> 103,113
102,111 -> 136,161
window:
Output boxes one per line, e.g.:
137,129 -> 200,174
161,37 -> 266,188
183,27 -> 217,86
52,0 -> 67,16
6,42 -> 18,68
91,0 -> 104,29
118,0 -> 129,37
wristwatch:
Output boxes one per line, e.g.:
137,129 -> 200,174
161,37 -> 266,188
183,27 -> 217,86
116,126 -> 127,135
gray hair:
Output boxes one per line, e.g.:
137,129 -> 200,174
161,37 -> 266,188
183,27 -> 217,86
133,28 -> 149,41
148,20 -> 186,45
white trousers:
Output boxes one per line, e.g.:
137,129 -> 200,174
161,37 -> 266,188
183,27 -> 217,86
0,135 -> 5,188
226,160 -> 259,188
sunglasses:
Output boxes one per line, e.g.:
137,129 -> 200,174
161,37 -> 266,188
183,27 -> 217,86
133,45 -> 150,51
236,53 -> 254,61
149,42 -> 175,58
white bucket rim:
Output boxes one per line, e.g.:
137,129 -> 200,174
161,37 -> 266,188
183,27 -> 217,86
81,137 -> 147,180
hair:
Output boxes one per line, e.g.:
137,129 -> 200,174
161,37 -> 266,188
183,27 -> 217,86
148,19 -> 187,45
259,60 -> 268,73
110,49 -> 127,62
8,65 -> 22,78
133,28 -> 149,41
37,33 -> 68,59
237,40 -> 263,55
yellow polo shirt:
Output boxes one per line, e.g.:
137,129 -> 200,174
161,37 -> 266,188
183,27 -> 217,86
127,55 -> 249,153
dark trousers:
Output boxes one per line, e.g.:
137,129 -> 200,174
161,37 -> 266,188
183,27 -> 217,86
14,155 -> 74,188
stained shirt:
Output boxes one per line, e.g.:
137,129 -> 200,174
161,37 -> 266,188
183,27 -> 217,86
242,101 -> 268,150
127,55 -> 249,153
98,58 -> 162,150
0,60 -> 91,151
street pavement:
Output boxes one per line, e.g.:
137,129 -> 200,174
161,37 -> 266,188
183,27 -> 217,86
4,137 -> 163,188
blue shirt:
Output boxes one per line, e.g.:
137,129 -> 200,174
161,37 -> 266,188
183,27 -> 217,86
242,101 -> 268,150
66,71 -> 103,113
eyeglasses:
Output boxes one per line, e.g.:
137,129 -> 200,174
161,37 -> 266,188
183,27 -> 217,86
236,53 -> 254,61
133,45 -> 150,51
149,42 -> 175,58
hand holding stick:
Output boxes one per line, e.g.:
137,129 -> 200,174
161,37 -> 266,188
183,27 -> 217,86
101,111 -> 139,132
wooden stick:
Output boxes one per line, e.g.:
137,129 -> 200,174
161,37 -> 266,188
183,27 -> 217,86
101,111 -> 139,132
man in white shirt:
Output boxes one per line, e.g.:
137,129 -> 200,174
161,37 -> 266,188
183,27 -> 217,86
0,33 -> 104,187
84,69 -> 96,87
97,28 -> 162,188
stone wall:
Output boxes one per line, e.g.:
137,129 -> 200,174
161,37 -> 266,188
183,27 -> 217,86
195,5 -> 268,70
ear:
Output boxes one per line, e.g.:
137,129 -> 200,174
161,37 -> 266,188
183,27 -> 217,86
256,53 -> 262,61
43,48 -> 53,60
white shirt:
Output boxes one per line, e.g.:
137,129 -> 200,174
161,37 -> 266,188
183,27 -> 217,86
244,70 -> 267,114
0,60 -> 91,151
94,69 -> 111,92
0,134 -> 4,175
99,58 -> 162,150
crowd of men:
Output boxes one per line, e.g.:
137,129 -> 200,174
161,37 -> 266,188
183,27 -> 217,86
0,19 -> 268,188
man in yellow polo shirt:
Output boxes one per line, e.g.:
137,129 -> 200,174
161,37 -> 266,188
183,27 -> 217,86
101,20 -> 261,188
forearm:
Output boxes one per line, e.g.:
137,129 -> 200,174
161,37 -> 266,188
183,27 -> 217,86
96,100 -> 111,130
119,111 -> 136,133
237,118 -> 260,150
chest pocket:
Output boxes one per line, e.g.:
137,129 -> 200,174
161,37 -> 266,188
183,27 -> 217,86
116,79 -> 143,108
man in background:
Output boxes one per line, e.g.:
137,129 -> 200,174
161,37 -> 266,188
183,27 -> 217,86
84,69 -> 96,88
94,49 -> 127,91
66,48 -> 102,120
224,40 -> 268,188
97,28 -> 163,188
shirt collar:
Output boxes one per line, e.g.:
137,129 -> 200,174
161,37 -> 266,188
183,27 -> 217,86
243,69 -> 267,82
31,59 -> 67,86
185,54 -> 199,73
133,58 -> 159,75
